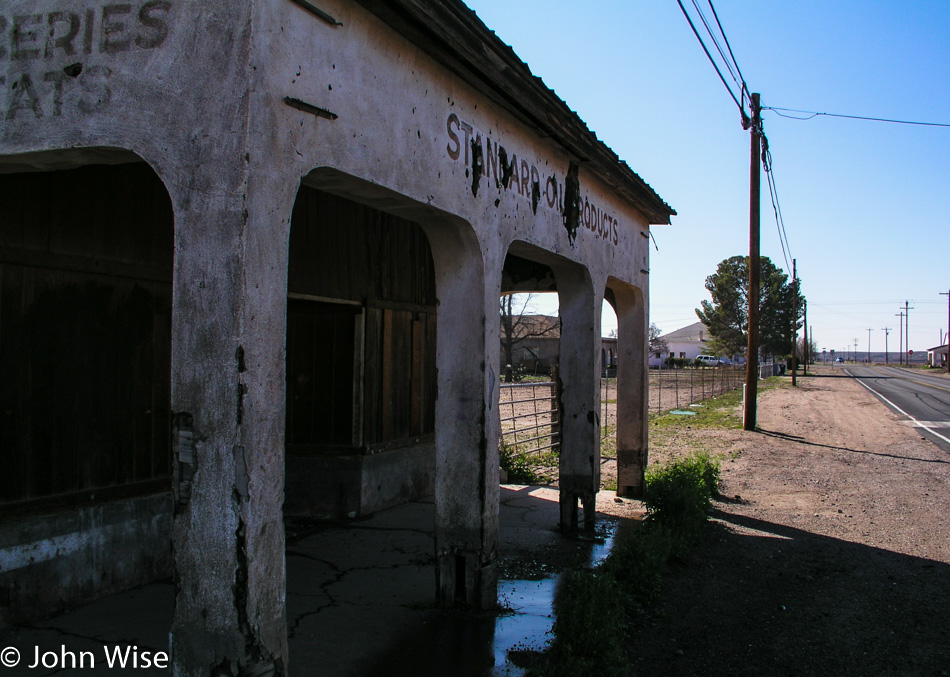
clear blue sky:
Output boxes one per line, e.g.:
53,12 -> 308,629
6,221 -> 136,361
468,0 -> 950,357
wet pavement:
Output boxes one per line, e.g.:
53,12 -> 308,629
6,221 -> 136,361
0,486 -> 637,676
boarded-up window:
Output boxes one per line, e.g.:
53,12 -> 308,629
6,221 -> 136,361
363,308 -> 436,446
287,187 -> 436,452
286,300 -> 359,449
0,164 -> 173,512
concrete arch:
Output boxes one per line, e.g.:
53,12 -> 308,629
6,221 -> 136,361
283,168 -> 497,609
605,277 -> 649,497
0,148 -> 175,625
501,241 -> 601,531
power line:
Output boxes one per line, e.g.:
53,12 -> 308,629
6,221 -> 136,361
689,0 -> 742,95
761,134 -> 792,272
676,4 -> 794,274
676,0 -> 747,121
763,106 -> 950,128
706,0 -> 750,108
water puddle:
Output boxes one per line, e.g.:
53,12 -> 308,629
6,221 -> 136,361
489,518 -> 624,675
373,518 -> 628,676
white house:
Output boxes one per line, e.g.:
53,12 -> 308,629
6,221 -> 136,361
650,321 -> 711,367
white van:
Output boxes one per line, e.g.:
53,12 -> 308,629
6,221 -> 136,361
695,355 -> 721,366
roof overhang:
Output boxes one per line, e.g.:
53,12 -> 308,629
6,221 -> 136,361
354,0 -> 676,225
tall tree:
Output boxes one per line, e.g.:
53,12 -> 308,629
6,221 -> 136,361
500,294 -> 560,382
695,255 -> 802,360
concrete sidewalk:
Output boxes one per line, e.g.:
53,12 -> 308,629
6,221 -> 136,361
1,487 -> 638,676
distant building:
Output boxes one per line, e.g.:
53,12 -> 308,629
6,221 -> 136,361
649,321 -> 712,367
500,314 -> 560,376
927,344 -> 949,369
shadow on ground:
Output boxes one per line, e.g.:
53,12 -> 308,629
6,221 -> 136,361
630,503 -> 950,677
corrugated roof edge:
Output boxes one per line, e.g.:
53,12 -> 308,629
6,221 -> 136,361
354,0 -> 676,225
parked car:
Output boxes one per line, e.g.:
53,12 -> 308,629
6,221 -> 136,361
695,355 -> 721,366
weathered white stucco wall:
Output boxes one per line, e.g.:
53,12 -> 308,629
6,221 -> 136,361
0,1 -> 658,673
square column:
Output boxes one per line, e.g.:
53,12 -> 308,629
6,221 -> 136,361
555,270 -> 600,532
611,283 -> 649,498
424,225 -> 499,610
170,176 -> 289,676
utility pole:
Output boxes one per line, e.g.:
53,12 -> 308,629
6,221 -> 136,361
743,93 -> 762,431
881,327 -> 891,365
791,258 -> 797,387
866,328 -> 873,364
942,290 -> 950,373
905,300 -> 915,365
853,338 -> 859,363
896,311 -> 904,365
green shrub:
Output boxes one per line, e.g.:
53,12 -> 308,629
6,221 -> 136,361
527,453 -> 721,676
644,452 -> 720,540
499,442 -> 539,484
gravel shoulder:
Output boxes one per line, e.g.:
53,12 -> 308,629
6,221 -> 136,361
626,368 -> 950,676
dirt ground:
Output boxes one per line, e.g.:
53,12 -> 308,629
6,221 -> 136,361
602,368 -> 950,676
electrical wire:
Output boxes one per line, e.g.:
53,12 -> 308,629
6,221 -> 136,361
764,106 -> 950,128
760,134 -> 793,273
690,0 -> 742,95
677,2 -> 797,278
707,0 -> 750,109
676,0 -> 746,120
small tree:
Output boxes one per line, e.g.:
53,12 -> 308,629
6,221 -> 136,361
797,336 -> 818,364
649,323 -> 668,357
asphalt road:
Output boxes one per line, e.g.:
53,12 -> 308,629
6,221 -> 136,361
843,364 -> 950,452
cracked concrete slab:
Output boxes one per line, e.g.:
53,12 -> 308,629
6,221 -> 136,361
1,487 -> 639,676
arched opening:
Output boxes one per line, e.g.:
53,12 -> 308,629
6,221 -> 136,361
283,183 -> 438,518
499,242 -> 598,532
0,151 -> 174,624
600,296 -> 619,475
279,169 -> 496,674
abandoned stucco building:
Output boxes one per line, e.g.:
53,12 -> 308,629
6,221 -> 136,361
0,0 -> 673,674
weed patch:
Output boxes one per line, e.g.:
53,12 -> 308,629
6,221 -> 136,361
500,442 -> 540,484
527,453 -> 721,676
644,451 -> 720,544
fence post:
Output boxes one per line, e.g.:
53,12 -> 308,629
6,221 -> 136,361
674,363 -> 680,409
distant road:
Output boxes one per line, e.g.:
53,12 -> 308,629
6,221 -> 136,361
844,364 -> 950,452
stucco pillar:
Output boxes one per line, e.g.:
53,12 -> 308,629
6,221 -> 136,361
611,281 -> 649,497
169,167 -> 288,675
555,267 -> 600,532
423,222 -> 499,610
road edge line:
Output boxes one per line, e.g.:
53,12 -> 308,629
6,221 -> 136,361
846,368 -> 950,446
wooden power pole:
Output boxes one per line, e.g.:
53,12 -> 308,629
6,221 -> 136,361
744,93 -> 762,431
896,311 -> 904,365
942,290 -> 950,373
791,258 -> 797,387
